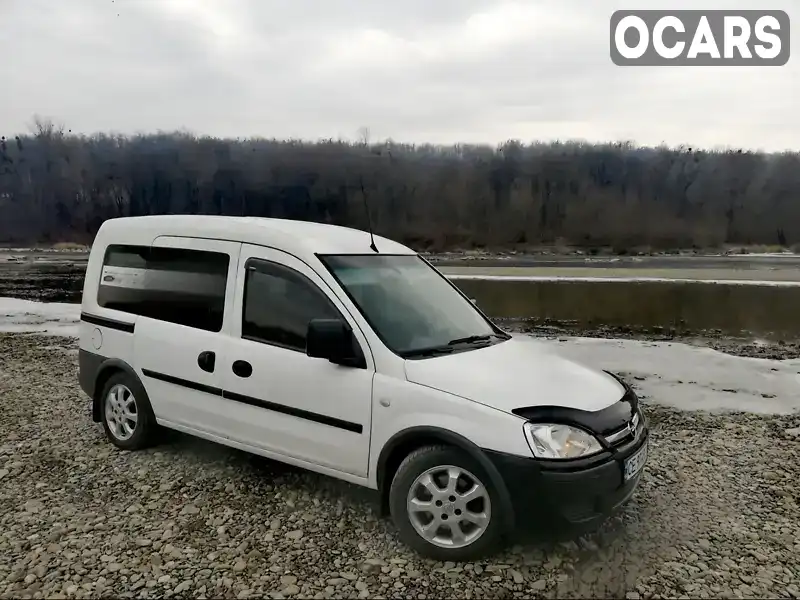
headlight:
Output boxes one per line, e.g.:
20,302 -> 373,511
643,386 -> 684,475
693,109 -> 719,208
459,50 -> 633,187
523,422 -> 603,459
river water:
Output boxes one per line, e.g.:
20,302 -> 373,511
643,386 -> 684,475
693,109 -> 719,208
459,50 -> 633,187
3,255 -> 800,342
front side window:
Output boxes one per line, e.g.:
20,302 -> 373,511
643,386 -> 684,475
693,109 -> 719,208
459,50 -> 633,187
97,244 -> 229,332
319,254 -> 509,358
242,259 -> 340,352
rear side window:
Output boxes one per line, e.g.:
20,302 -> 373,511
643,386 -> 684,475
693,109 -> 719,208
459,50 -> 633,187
98,244 -> 230,332
242,259 -> 340,352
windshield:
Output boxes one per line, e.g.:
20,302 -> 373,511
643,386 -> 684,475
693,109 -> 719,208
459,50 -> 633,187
319,254 -> 509,358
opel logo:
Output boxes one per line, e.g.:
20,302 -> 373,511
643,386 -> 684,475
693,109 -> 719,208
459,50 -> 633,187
629,413 -> 639,435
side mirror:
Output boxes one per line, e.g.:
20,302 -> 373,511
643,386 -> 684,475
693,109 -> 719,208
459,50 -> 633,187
306,318 -> 365,368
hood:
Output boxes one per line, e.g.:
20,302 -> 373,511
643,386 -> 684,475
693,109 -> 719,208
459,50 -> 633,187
403,334 -> 625,414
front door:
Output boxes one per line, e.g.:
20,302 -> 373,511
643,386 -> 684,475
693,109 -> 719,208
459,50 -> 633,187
220,244 -> 374,477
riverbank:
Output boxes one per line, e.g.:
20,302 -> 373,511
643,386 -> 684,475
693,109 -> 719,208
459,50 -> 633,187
3,297 -> 800,412
4,247 -> 800,344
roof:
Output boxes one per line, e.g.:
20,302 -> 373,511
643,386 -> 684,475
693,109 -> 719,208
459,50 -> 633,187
96,215 -> 416,257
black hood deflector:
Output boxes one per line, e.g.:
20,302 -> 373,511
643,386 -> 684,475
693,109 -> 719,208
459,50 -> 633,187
511,371 -> 639,436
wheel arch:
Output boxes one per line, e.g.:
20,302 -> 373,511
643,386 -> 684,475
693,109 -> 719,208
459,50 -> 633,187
375,426 -> 515,531
92,358 -> 147,423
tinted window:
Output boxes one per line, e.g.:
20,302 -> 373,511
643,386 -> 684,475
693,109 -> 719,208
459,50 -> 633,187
242,260 -> 340,351
98,244 -> 229,332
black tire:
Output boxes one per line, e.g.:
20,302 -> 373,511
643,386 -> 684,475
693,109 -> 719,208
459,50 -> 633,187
389,445 -> 505,561
99,371 -> 158,451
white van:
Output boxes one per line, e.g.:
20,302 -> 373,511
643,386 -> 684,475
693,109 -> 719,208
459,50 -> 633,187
78,215 -> 648,560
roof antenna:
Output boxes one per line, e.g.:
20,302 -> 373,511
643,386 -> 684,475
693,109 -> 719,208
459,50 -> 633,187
359,175 -> 379,253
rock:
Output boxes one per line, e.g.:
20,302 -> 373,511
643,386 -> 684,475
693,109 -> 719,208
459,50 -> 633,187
283,585 -> 300,596
285,530 -> 304,540
8,570 -> 25,583
233,560 -> 247,572
24,499 -> 44,513
530,579 -> 547,591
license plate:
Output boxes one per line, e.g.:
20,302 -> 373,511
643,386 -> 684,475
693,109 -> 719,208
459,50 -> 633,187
624,441 -> 648,481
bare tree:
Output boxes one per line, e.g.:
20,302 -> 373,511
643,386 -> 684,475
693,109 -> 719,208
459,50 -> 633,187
1,116 -> 799,251
29,115 -> 65,139
357,126 -> 371,147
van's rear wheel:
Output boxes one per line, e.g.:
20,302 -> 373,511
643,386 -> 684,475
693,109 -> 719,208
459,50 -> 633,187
100,372 -> 156,451
389,445 -> 504,561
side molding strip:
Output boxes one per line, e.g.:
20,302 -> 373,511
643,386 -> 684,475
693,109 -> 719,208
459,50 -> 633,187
80,312 -> 136,334
223,389 -> 363,434
142,369 -> 223,396
141,369 -> 362,434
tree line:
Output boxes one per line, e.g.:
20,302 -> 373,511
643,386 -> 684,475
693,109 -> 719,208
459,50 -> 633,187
1,117 -> 799,251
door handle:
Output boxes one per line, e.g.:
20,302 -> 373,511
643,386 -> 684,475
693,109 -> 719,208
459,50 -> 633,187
197,351 -> 216,373
232,360 -> 253,378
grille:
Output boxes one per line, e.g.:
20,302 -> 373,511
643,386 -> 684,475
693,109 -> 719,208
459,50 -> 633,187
604,411 -> 641,447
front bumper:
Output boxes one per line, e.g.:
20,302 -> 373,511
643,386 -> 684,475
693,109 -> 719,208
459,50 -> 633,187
484,424 -> 649,530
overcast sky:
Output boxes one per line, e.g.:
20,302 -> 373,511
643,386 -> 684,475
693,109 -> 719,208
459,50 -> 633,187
1,0 -> 797,151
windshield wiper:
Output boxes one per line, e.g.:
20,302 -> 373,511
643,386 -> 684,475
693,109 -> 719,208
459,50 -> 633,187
401,333 -> 508,359
399,346 -> 455,358
447,334 -> 495,346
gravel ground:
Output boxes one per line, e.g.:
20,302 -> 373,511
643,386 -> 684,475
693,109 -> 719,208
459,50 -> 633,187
1,333 -> 799,599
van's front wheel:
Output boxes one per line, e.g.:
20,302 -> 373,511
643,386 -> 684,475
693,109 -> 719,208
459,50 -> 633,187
389,445 -> 504,561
